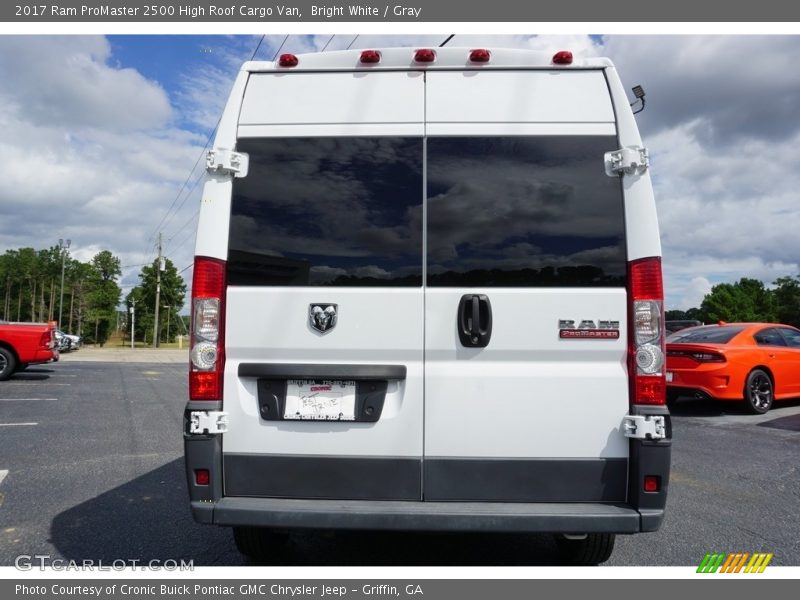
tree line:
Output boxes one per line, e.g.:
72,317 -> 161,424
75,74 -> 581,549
1,246 -> 189,347
666,276 -> 800,327
0,246 -> 122,345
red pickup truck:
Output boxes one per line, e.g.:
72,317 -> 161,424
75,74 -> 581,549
0,320 -> 58,380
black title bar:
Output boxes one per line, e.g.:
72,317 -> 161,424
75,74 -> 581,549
4,0 -> 800,22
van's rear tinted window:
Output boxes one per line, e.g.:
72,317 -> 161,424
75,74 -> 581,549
426,137 -> 626,287
228,137 -> 423,286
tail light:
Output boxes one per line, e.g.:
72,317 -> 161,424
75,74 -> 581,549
414,49 -> 436,63
628,257 -> 665,405
552,50 -> 573,65
278,53 -> 298,67
690,352 -> 726,363
360,50 -> 381,64
469,49 -> 491,63
39,330 -> 52,349
667,349 -> 726,363
190,257 -> 226,401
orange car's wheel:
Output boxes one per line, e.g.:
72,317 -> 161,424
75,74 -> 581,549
744,369 -> 773,414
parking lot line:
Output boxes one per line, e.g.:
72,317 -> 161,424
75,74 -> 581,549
0,398 -> 57,402
0,470 -> 7,486
0,423 -> 38,427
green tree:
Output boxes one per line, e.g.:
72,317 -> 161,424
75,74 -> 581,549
81,251 -> 122,345
131,257 -> 187,346
700,278 -> 776,324
772,276 -> 800,328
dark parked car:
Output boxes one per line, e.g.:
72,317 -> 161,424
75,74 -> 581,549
665,320 -> 702,335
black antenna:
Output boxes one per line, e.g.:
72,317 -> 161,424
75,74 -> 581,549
439,35 -> 455,47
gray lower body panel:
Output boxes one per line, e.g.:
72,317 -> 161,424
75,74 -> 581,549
223,454 -> 626,502
207,497 -> 647,533
424,458 -> 627,502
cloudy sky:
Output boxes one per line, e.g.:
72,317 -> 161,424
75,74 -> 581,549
0,34 -> 798,310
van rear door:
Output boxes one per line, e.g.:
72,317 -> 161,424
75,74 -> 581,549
423,70 -> 631,502
222,71 -> 426,500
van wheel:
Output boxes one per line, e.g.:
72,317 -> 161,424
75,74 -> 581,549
744,369 -> 773,414
555,533 -> 615,565
0,347 -> 17,381
232,527 -> 289,561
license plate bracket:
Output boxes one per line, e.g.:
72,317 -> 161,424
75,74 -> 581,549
256,378 -> 388,423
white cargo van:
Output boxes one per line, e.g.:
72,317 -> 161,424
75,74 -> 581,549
184,47 -> 670,565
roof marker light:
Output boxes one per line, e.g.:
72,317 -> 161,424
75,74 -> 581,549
278,53 -> 299,67
552,50 -> 573,65
469,49 -> 491,63
414,49 -> 436,63
360,50 -> 381,64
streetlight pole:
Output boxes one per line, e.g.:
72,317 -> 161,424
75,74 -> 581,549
130,299 -> 135,350
58,239 -> 71,328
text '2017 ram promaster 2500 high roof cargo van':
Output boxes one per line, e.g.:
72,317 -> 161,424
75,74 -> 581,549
183,47 -> 670,565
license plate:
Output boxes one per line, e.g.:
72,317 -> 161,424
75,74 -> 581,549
284,380 -> 356,421
666,372 -> 673,383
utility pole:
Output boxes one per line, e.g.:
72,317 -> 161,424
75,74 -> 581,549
58,238 -> 71,328
130,299 -> 135,350
153,232 -> 162,348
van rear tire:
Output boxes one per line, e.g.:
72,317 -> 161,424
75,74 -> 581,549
233,526 -> 289,561
555,533 -> 615,565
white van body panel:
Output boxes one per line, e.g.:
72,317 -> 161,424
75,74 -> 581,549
223,287 -> 424,457
605,66 -> 662,262
239,71 -> 425,126
194,70 -> 248,262
424,288 -> 629,459
426,70 -> 615,124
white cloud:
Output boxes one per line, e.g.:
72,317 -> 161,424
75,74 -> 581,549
0,35 -> 210,303
0,36 -> 171,130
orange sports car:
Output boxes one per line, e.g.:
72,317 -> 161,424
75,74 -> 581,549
666,322 -> 800,414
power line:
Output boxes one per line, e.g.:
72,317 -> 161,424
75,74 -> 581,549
321,34 -> 335,52
272,34 -> 290,58
166,225 -> 198,258
250,34 -> 266,60
166,209 -> 200,248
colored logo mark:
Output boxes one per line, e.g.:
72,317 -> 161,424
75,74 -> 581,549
697,552 -> 773,573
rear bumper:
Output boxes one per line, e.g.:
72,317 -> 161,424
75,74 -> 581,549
667,385 -> 740,401
666,366 -> 742,400
28,349 -> 57,365
191,497 -> 662,534
184,404 -> 669,536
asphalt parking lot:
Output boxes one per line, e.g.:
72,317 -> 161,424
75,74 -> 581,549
0,355 -> 798,566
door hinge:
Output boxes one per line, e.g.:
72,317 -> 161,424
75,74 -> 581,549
623,414 -> 666,440
189,411 -> 229,435
206,149 -> 249,177
605,146 -> 649,177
